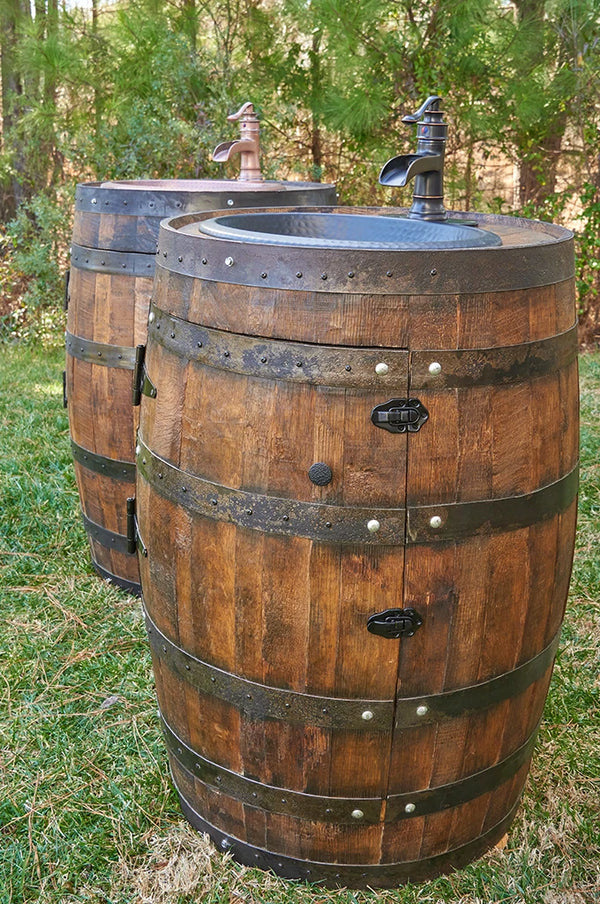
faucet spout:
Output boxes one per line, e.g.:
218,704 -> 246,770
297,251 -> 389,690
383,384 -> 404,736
379,153 -> 443,187
212,102 -> 263,182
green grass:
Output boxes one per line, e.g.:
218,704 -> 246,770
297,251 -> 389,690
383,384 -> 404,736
0,346 -> 599,904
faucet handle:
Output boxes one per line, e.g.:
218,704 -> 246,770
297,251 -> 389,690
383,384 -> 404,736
402,95 -> 442,124
227,102 -> 259,123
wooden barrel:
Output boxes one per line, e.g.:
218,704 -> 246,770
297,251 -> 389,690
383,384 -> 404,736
65,180 -> 336,593
135,206 -> 578,886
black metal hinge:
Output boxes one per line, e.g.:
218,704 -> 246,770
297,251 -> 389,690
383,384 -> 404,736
132,344 -> 157,406
126,497 -> 147,557
371,398 -> 429,433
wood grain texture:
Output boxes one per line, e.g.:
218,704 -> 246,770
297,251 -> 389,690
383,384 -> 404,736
137,209 -> 578,885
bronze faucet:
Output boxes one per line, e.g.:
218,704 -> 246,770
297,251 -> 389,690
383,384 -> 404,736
379,96 -> 447,221
212,102 -> 263,182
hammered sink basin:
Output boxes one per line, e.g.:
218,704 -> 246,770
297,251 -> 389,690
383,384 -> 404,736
197,211 -> 502,249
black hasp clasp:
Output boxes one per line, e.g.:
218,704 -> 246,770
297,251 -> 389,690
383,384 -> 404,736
367,607 -> 423,639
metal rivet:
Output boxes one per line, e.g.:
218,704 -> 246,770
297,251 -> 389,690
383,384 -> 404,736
185,664 -> 190,670
416,704 -> 429,716
386,270 -> 393,277
361,710 -> 374,721
348,271 -> 355,278
428,361 -> 442,375
100,260 -> 105,266
430,515 -> 443,529
325,521 -> 332,529
296,271 -> 303,278
182,486 -> 187,493
431,268 -> 438,276
211,498 -> 218,505
351,809 -> 364,820
246,509 -> 253,516
260,356 -> 267,363
283,515 -> 289,522
296,361 -> 303,367
225,256 -> 234,267
202,258 -> 208,265
197,341 -> 203,348
321,272 -> 327,280
345,365 -> 352,372
260,272 -> 267,279
178,256 -> 183,263
367,519 -> 381,533
405,802 -> 416,813
158,472 -> 163,479
322,707 -> 328,714
163,251 -> 167,258
227,199 -> 234,206
170,332 -> 175,339
91,198 -> 97,205
375,362 -> 389,376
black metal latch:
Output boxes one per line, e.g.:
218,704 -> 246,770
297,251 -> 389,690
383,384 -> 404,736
371,398 -> 429,434
367,608 -> 423,639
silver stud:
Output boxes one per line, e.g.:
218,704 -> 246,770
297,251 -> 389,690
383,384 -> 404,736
367,519 -> 380,533
428,361 -> 442,375
91,198 -> 97,205
429,515 -> 443,529
416,705 -> 429,716
375,362 -> 389,376
404,802 -> 416,813
351,809 -> 364,820
225,256 -> 234,267
148,312 -> 155,323
361,710 -> 374,721
227,199 -> 234,206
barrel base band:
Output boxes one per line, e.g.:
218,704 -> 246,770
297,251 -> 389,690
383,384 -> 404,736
66,330 -> 137,368
137,437 -> 578,545
71,439 -> 136,481
92,560 -> 141,596
144,604 -> 558,731
163,711 -> 537,824
175,788 -> 522,888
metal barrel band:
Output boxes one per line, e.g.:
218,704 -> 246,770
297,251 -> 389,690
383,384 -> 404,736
136,436 -> 577,545
146,301 -> 576,390
158,208 -> 574,295
175,791 -> 523,888
81,512 -> 135,556
394,629 -> 560,727
146,301 -> 409,389
407,464 -> 579,544
164,710 -> 536,825
143,604 -> 394,731
163,716 -> 381,824
92,561 -> 141,596
136,437 -> 406,546
70,439 -> 136,481
144,606 -> 556,732
74,185 -> 337,217
409,324 -> 578,389
65,330 -> 138,369
70,243 -> 156,277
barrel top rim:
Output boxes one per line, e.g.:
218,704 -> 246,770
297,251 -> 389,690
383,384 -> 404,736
162,205 -> 575,248
76,179 -> 337,194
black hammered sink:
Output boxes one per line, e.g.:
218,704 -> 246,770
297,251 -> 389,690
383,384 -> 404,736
197,212 -> 502,249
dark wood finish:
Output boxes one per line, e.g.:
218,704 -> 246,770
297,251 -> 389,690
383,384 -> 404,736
137,209 -> 578,885
66,181 -> 335,592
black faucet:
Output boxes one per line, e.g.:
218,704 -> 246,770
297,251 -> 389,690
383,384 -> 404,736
379,95 -> 448,221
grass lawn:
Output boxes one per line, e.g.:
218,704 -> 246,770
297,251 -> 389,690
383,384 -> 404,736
0,344 -> 598,904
